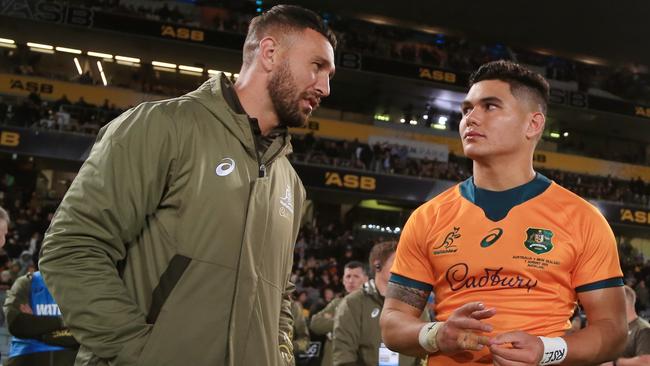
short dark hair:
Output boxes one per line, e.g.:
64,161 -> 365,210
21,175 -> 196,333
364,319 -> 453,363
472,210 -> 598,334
242,5 -> 337,66
344,260 -> 367,276
469,60 -> 550,114
369,241 -> 397,273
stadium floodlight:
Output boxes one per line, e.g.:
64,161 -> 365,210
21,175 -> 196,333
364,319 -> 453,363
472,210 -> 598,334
550,132 -> 560,138
233,73 -> 239,79
409,119 -> 417,125
152,61 -> 176,69
432,124 -> 446,130
423,114 -> 429,120
87,51 -> 113,59
73,58 -> 83,75
115,55 -> 140,63
0,38 -> 16,48
224,72 -> 233,77
97,61 -> 108,86
399,118 -> 406,123
56,46 -> 82,54
438,116 -> 448,125
207,69 -> 220,76
179,65 -> 203,73
563,132 -> 569,137
27,42 -> 53,50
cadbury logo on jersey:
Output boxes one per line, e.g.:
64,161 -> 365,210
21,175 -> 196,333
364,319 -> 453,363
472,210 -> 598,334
445,263 -> 538,292
432,227 -> 461,255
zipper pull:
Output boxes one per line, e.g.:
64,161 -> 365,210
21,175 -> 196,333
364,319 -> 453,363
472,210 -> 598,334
259,164 -> 266,178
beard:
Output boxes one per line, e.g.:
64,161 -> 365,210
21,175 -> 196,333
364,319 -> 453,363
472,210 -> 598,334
268,61 -> 315,128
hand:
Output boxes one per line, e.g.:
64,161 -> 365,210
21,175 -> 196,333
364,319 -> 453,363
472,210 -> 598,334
19,303 -> 33,314
489,331 -> 544,366
437,302 -> 495,353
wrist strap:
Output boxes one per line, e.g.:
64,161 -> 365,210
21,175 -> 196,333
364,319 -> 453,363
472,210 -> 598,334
418,322 -> 443,353
538,336 -> 568,365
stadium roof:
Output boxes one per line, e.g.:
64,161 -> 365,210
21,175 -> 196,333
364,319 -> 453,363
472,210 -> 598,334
290,0 -> 650,67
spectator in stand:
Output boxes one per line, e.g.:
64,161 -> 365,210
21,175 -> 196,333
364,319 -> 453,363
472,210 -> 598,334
333,241 -> 427,366
311,261 -> 369,366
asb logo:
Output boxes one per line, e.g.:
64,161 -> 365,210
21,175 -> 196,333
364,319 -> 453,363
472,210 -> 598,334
480,228 -> 503,248
524,228 -> 554,255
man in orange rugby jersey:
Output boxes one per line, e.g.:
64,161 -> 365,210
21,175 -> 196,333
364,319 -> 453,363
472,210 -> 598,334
380,60 -> 627,366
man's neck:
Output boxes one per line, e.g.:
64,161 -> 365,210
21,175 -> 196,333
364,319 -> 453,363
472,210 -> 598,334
472,154 -> 536,191
233,72 -> 279,136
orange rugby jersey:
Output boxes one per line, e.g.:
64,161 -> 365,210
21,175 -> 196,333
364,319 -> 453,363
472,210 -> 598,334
390,174 -> 623,365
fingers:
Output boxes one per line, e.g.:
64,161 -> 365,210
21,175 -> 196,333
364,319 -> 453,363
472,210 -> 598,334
470,307 -> 497,320
489,331 -> 544,365
490,331 -> 526,345
454,301 -> 488,316
449,316 -> 493,333
456,331 -> 490,351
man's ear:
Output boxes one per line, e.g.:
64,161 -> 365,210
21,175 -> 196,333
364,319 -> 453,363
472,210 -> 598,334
526,111 -> 545,141
258,36 -> 278,72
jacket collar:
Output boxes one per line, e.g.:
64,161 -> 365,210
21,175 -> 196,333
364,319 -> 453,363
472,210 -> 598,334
185,74 -> 292,161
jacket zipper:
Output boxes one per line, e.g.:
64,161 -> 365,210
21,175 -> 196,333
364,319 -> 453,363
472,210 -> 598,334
249,118 -> 266,178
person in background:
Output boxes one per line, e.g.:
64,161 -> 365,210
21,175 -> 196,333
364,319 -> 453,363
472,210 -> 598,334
311,261 -> 368,366
333,242 -> 426,366
4,271 -> 78,365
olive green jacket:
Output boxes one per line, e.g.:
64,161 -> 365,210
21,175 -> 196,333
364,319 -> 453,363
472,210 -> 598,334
332,281 -> 425,366
39,75 -> 305,366
310,297 -> 343,366
291,300 -> 310,355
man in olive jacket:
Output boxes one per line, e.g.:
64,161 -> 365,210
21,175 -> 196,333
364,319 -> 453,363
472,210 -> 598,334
332,242 -> 426,366
310,261 -> 368,366
39,5 -> 336,366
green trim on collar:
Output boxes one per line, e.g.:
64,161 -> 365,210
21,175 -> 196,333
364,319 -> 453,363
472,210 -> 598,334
459,173 -> 551,221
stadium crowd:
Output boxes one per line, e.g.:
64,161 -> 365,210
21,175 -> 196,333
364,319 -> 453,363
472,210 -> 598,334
56,0 -> 650,105
1,94 -> 649,208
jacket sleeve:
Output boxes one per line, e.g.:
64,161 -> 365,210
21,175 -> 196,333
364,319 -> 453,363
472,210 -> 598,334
38,103 -> 178,364
3,274 -> 63,338
279,280 -> 295,366
332,295 -> 361,366
309,297 -> 339,335
291,301 -> 310,354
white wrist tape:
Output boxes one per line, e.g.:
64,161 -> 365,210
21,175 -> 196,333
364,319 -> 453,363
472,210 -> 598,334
418,322 -> 443,353
538,337 -> 568,365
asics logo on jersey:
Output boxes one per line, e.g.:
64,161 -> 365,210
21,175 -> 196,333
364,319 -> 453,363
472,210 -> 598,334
480,228 -> 503,248
215,158 -> 236,176
279,185 -> 294,218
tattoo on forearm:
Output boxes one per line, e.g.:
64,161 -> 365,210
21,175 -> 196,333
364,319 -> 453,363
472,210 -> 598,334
385,282 -> 429,310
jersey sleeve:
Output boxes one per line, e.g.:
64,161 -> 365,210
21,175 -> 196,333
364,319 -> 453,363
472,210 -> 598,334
390,205 -> 435,290
571,207 -> 624,292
